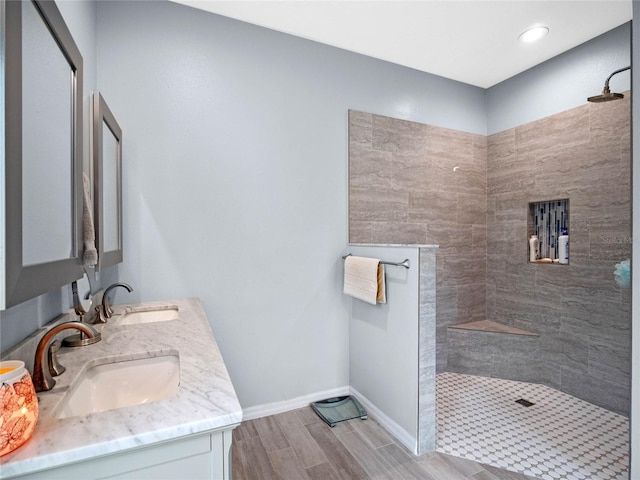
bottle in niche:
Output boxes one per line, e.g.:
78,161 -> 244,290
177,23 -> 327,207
529,235 -> 539,262
558,228 -> 569,264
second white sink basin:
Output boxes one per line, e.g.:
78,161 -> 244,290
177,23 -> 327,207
117,306 -> 179,326
54,354 -> 180,419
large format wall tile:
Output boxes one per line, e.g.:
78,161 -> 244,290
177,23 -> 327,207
349,111 -> 373,145
457,193 -> 488,225
435,286 -> 457,373
440,255 -> 487,288
487,130 -> 534,196
456,283 -> 486,324
588,334 -> 631,383
589,224 -> 632,260
492,286 -> 562,332
425,223 -> 473,256
561,299 -> 630,338
350,221 -> 372,244
514,105 -> 590,151
349,145 -> 395,189
372,115 -> 427,154
540,333 -> 589,374
589,95 -> 631,142
369,221 -> 428,245
349,186 -> 408,222
571,190 -> 631,232
392,153 -> 433,191
560,365 -> 629,415
472,224 -> 487,257
408,191 -> 458,224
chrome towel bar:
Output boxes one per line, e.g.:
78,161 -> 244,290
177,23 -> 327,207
342,254 -> 410,269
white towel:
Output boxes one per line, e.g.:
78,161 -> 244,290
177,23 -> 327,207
82,173 -> 98,266
343,256 -> 386,305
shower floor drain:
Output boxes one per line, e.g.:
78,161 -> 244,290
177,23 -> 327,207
515,398 -> 535,407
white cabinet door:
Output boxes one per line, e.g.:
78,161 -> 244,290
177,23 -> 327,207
11,428 -> 236,480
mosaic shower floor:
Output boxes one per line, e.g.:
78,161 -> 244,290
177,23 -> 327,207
436,372 -> 629,480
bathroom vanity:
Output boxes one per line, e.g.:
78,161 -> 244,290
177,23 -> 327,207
0,299 -> 242,479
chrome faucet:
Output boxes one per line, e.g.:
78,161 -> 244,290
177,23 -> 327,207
33,322 -> 101,392
101,282 -> 134,320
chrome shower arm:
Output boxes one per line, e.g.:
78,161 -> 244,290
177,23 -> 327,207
604,65 -> 631,89
588,65 -> 631,102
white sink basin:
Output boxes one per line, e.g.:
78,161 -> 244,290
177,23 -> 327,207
117,306 -> 179,325
54,354 -> 180,419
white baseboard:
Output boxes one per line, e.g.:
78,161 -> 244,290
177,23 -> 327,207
242,386 -> 351,421
349,387 -> 418,455
241,386 -> 418,455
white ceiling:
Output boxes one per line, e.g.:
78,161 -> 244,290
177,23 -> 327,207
170,0 -> 632,88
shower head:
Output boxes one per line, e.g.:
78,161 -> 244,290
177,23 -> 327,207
587,66 -> 631,103
587,86 -> 625,103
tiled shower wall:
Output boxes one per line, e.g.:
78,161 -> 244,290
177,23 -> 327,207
485,95 -> 631,414
349,97 -> 631,414
348,111 -> 488,372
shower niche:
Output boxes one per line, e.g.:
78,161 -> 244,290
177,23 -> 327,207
528,199 -> 569,264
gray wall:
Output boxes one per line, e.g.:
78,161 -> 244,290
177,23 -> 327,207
95,0 -> 486,409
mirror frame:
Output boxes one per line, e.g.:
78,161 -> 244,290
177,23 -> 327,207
2,0 -> 84,309
93,92 -> 123,270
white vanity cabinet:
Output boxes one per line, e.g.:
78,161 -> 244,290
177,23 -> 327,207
11,427 -> 237,480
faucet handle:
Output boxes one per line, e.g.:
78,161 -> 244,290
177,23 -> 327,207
71,281 -> 87,320
104,301 -> 115,318
47,340 -> 66,377
92,304 -> 108,324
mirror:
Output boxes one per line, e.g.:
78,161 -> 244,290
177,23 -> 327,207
93,92 -> 123,269
22,0 -> 74,265
2,0 -> 84,309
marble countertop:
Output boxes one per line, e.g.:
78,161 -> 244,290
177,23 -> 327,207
0,298 -> 242,478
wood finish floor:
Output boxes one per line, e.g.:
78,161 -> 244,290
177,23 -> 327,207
232,407 -> 537,480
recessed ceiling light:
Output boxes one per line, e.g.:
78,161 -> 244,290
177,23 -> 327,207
518,26 -> 549,43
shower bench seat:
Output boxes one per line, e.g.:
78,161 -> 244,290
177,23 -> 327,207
448,320 -> 538,336
445,320 -> 541,381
